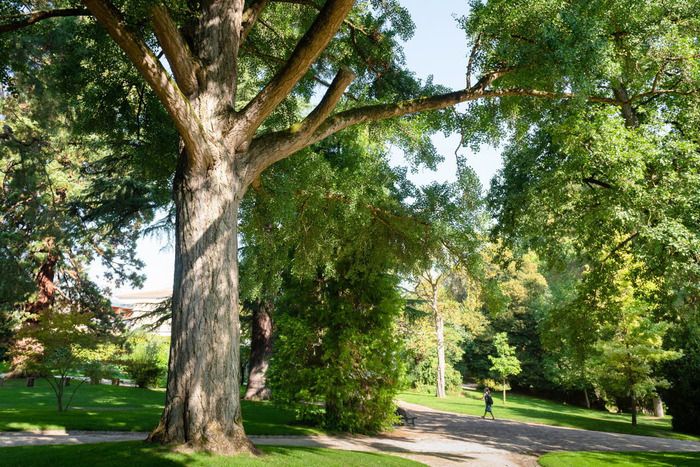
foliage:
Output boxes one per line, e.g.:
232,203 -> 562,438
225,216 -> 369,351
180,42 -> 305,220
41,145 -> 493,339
591,311 -> 679,421
465,248 -> 551,390
17,308 -> 102,411
121,334 -> 168,389
488,332 -> 522,402
478,0 -> 700,430
269,269 -> 404,433
78,343 -> 122,384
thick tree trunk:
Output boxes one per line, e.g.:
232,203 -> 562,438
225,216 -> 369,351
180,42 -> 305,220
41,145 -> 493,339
30,240 -> 59,314
148,155 -> 255,454
433,285 -> 446,398
653,396 -> 664,417
244,299 -> 273,401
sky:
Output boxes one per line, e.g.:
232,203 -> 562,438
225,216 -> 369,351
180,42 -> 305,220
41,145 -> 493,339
89,0 -> 503,296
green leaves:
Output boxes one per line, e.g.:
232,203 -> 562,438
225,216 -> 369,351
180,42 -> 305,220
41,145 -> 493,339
488,332 -> 522,380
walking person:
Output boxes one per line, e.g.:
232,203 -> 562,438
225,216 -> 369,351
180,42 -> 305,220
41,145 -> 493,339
482,388 -> 495,420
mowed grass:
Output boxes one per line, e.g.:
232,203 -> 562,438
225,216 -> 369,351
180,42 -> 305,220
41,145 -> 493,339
0,441 -> 423,467
0,378 -> 322,435
538,451 -> 700,466
398,389 -> 700,442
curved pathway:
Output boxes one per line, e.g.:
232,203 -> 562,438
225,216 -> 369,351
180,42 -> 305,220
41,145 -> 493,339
2,401 -> 699,466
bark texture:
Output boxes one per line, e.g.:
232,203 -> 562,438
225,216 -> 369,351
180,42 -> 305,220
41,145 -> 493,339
148,154 -> 255,454
244,300 -> 273,401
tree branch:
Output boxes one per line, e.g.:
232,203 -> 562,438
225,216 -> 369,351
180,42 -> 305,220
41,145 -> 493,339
241,0 -> 270,42
150,4 -> 200,97
235,0 -> 354,144
241,69 -> 630,184
582,177 -> 614,189
0,8 -> 90,34
305,73 -> 620,148
273,0 -> 372,38
240,67 -> 355,184
82,0 -> 212,170
603,232 -> 639,262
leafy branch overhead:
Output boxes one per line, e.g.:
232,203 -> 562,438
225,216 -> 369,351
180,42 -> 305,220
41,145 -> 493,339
4,0 -> 697,191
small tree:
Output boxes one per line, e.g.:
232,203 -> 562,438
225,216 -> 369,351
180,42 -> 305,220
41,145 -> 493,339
489,332 -> 522,404
20,310 -> 99,412
592,298 -> 681,426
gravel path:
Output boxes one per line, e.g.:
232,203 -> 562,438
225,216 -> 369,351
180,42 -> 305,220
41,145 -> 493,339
2,401 -> 699,466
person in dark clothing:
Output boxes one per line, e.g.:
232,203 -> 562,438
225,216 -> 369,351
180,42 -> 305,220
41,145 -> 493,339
482,388 -> 495,419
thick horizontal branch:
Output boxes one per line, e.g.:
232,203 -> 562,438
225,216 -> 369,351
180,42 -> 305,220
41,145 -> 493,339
308,81 -> 620,147
150,5 -> 200,96
0,8 -> 90,33
240,67 -> 355,184
238,70 -> 639,188
83,0 -> 212,169
236,0 -> 354,143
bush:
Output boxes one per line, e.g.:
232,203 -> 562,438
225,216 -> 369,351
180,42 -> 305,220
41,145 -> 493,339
269,271 -> 404,433
122,336 -> 168,388
408,358 -> 463,393
79,343 -> 122,384
477,378 -> 510,392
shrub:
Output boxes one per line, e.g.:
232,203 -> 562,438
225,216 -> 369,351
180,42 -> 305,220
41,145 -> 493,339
409,357 -> 463,393
269,271 -> 404,433
122,337 -> 167,388
79,343 -> 122,384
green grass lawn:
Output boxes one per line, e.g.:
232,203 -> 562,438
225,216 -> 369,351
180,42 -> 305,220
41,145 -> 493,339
0,441 -> 423,467
538,451 -> 700,466
398,390 -> 700,442
0,378 -> 322,435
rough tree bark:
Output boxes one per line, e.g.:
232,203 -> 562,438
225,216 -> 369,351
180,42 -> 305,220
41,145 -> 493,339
244,299 -> 273,401
147,154 -> 253,453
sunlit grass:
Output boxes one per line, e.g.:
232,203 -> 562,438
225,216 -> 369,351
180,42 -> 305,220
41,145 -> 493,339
398,389 -> 700,442
0,441 -> 423,467
538,451 -> 700,466
0,378 -> 322,435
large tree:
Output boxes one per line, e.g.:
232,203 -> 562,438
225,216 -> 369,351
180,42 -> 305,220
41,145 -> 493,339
3,0 -> 698,453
